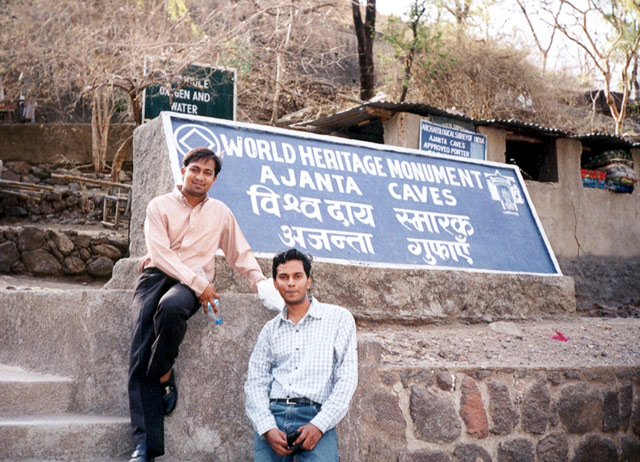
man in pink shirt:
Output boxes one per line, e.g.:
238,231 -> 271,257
127,147 -> 282,462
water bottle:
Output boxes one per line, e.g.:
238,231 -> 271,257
196,267 -> 222,325
207,298 -> 223,325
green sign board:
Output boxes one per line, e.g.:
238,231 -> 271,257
143,64 -> 236,121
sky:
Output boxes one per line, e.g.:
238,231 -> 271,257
376,0 -> 414,16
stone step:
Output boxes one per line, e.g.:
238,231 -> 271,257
0,364 -> 74,416
0,413 -> 131,461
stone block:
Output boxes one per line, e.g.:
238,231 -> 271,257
437,371 -> 455,391
87,256 -> 114,277
410,385 -> 461,443
50,231 -> 75,256
521,381 -> 550,434
620,435 -> 640,462
536,433 -> 568,462
459,376 -> 488,439
400,370 -> 435,389
109,256 -> 576,324
557,384 -> 603,434
0,241 -> 20,272
74,234 -> 92,248
91,243 -> 122,260
621,382 -> 633,430
602,389 -> 620,432
488,380 -> 519,435
571,435 -> 617,462
452,443 -> 491,462
17,227 -> 45,251
371,391 -> 405,425
633,395 -> 640,438
497,437 -> 534,462
400,450 -> 451,462
22,249 -> 61,275
62,256 -> 86,275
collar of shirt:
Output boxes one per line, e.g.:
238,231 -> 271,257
173,185 -> 210,208
278,296 -> 323,326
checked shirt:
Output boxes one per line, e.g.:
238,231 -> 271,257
245,297 -> 358,436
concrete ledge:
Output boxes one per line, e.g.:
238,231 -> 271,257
0,414 -> 131,460
0,364 -> 74,416
109,256 -> 576,323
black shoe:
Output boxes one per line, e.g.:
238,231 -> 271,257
129,444 -> 155,462
161,369 -> 178,416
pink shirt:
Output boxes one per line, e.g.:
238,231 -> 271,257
140,187 -> 266,296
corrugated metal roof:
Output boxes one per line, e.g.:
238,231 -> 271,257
294,101 -> 640,147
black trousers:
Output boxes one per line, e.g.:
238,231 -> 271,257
128,268 -> 200,457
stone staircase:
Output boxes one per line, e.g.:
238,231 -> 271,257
0,364 -> 131,461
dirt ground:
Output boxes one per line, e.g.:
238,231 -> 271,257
362,317 -> 640,369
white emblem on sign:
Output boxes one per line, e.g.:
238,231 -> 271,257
173,124 -> 222,158
484,170 -> 524,216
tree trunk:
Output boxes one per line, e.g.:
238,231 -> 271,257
110,135 -> 133,183
131,91 -> 143,125
352,0 -> 376,101
631,54 -> 639,101
91,86 -> 114,173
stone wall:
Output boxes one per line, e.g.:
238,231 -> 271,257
0,123 -> 134,164
0,225 -> 128,278
345,342 -> 640,462
559,256 -> 640,311
0,160 -> 132,226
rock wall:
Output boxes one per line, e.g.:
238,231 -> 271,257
0,160 -> 132,225
0,226 -> 128,278
345,341 -> 640,462
559,256 -> 640,311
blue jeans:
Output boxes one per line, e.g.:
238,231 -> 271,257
253,402 -> 338,462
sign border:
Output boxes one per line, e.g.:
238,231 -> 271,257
160,111 -> 562,276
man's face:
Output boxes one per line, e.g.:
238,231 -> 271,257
181,158 -> 217,200
274,259 -> 311,306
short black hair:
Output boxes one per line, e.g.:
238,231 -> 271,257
272,248 -> 312,279
182,147 -> 222,176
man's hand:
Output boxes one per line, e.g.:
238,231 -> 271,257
294,423 -> 323,451
264,428 -> 293,456
198,283 -> 220,314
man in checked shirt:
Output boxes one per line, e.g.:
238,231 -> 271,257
245,248 -> 358,461
128,147 -> 282,462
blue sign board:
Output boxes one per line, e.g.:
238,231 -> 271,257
420,119 -> 486,160
162,112 -> 560,275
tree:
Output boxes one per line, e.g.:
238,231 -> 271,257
554,0 -> 640,135
383,0 -> 446,102
352,0 -> 377,101
1,0 -> 238,173
514,0 -> 564,76
1,0 -> 354,177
